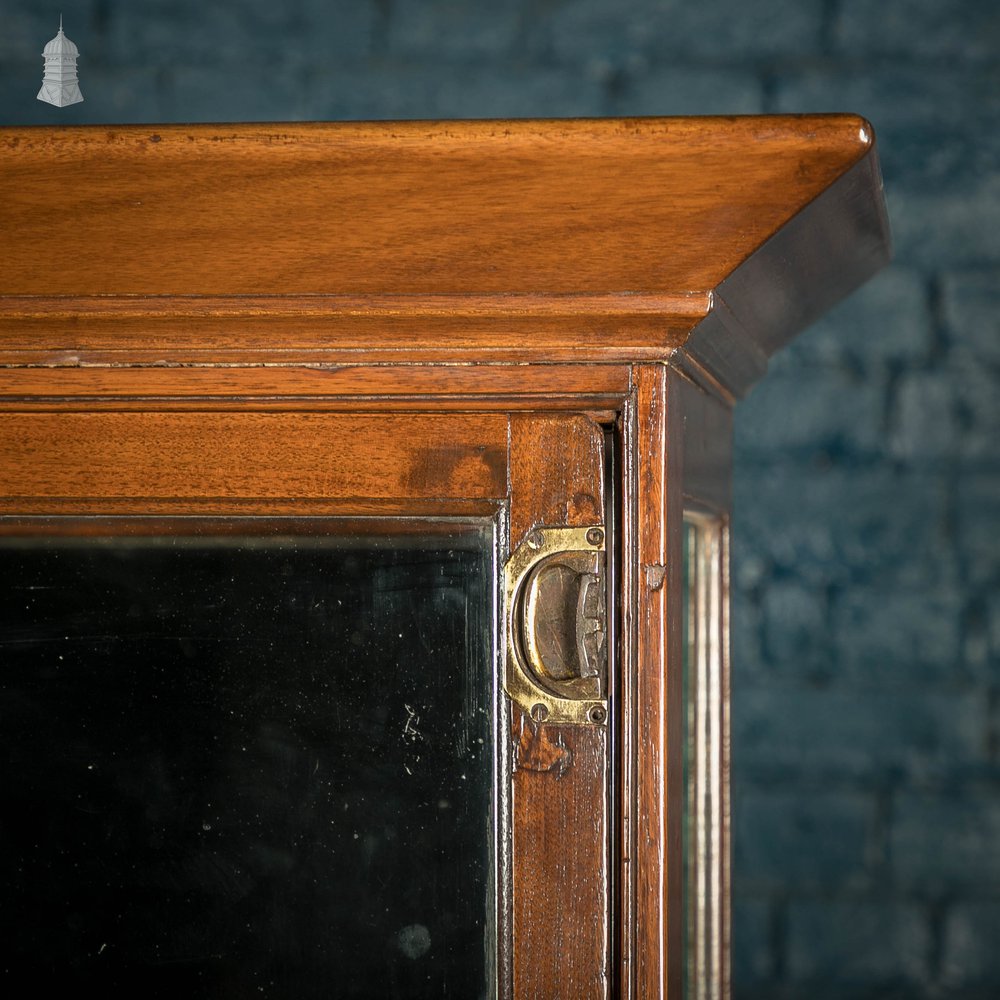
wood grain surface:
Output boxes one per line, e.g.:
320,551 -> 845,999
508,413 -> 610,999
619,366 -> 735,999
0,412 -> 507,510
620,365 -> 686,1000
0,364 -> 630,411
0,116 -> 890,393
0,118 -> 871,297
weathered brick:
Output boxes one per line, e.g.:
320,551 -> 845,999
72,64 -> 170,123
779,266 -> 932,370
730,580 -> 766,680
735,686 -> 988,780
732,464 -> 952,588
307,63 -> 606,121
773,66 -> 988,125
962,592 -> 998,681
988,592 -> 1000,676
786,900 -> 932,985
3,62 -> 171,127
956,475 -> 1000,586
0,5 -> 84,63
170,63 -> 311,123
386,0 -> 520,60
836,0 -> 1000,61
875,115 -> 1000,195
107,1 -> 309,67
420,63 -> 606,118
890,182 -> 1000,269
941,901 -> 1000,989
0,60 -> 82,126
888,371 -> 958,462
733,789 -> 873,891
732,898 -> 775,986
951,360 -> 1000,465
542,0 -> 824,64
778,63 -> 1000,123
773,66 -> 1000,193
941,268 -> 1000,365
731,526 -> 769,589
613,66 -> 764,116
1,10 -> 118,126
942,270 -> 1000,365
831,585 -> 964,686
761,580 -> 831,677
295,1 -> 380,64
892,792 -> 1000,893
736,365 -> 886,457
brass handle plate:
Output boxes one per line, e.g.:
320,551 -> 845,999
503,525 -> 608,725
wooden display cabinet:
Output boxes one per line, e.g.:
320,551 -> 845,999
0,117 -> 889,998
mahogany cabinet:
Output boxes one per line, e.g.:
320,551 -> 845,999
0,117 -> 889,998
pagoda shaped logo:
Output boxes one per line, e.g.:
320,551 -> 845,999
37,17 -> 84,107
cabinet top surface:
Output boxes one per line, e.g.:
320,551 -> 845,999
0,116 -> 890,390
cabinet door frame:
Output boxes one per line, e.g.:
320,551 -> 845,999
0,363 -> 631,999
619,365 -> 733,1000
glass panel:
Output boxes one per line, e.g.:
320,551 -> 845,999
682,514 -> 728,1000
0,521 -> 495,999
683,520 -> 696,1000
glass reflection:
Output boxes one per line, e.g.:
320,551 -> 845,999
682,514 -> 728,1000
0,522 -> 495,998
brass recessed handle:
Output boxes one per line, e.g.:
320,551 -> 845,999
503,526 -> 608,725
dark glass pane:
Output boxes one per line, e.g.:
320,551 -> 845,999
0,523 -> 495,998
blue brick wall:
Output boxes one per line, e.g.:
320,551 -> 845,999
2,2 -> 998,995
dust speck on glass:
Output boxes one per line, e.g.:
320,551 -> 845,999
0,520 -> 495,998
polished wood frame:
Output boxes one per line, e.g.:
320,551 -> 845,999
0,116 -> 891,998
0,377 -> 617,997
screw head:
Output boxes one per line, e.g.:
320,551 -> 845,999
527,530 -> 545,550
530,703 -> 549,723
588,705 -> 607,725
586,527 -> 604,547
